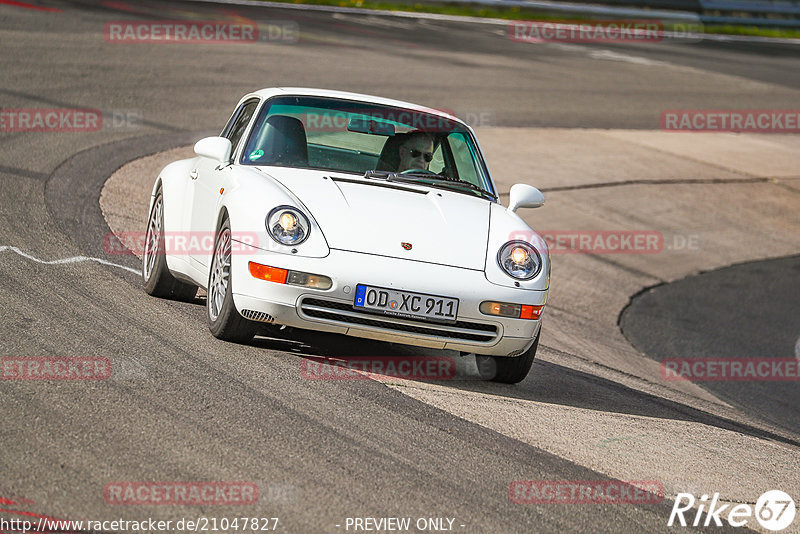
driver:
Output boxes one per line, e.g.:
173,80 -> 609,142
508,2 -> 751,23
397,131 -> 435,172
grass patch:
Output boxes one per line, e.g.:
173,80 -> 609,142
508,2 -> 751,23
701,24 -> 800,39
259,0 -> 602,22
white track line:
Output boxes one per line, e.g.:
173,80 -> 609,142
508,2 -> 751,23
0,246 -> 139,275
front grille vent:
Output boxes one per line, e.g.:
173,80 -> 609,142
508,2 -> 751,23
299,297 -> 498,343
242,309 -> 275,323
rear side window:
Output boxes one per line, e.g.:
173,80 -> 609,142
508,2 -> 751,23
446,132 -> 482,186
222,99 -> 259,159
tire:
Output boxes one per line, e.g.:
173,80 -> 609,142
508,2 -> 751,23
477,329 -> 540,384
142,187 -> 198,301
207,216 -> 257,343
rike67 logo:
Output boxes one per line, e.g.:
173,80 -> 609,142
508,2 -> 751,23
669,490 -> 795,531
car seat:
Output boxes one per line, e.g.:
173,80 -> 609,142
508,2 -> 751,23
252,115 -> 309,166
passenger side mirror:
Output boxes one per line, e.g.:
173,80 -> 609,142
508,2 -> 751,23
508,184 -> 545,212
194,136 -> 232,163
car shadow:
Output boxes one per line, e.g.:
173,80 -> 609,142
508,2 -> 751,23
450,357 -> 800,447
178,293 -> 798,448
247,325 -> 800,449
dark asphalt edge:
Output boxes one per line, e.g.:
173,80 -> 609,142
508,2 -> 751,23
44,130 -> 214,278
618,252 -> 800,331
38,131 -> 733,532
616,252 -> 800,446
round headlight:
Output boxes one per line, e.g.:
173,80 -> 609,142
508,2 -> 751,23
266,206 -> 310,245
497,240 -> 542,280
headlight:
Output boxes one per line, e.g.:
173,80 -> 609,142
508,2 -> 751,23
497,241 -> 542,280
266,206 -> 310,245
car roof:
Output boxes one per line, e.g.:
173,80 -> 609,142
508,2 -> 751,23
247,87 -> 464,125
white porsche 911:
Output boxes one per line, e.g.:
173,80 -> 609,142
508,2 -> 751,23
143,88 -> 549,383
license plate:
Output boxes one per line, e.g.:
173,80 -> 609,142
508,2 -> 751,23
354,284 -> 459,323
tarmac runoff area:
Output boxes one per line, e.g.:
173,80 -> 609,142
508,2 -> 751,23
102,128 -> 800,519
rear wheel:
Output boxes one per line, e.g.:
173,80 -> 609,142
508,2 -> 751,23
207,216 -> 257,343
142,187 -> 198,300
477,329 -> 540,384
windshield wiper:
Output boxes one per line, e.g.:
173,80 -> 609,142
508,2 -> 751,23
364,170 -> 397,181
393,171 -> 498,201
364,170 -> 497,201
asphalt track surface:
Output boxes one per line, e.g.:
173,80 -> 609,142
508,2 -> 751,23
0,0 -> 798,533
621,255 -> 800,436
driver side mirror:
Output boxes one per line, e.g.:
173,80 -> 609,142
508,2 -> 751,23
508,184 -> 545,212
194,136 -> 232,163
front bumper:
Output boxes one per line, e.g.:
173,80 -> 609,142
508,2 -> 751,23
231,245 -> 546,357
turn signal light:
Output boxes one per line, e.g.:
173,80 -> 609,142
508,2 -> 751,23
480,301 -> 544,320
248,262 -> 332,290
249,262 -> 287,284
520,305 -> 544,320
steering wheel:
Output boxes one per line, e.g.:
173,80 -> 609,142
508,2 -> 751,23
399,168 -> 437,175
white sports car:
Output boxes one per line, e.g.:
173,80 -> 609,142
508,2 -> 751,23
143,88 -> 549,383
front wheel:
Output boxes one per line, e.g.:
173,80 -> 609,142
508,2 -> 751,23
207,216 -> 257,343
477,329 -> 540,384
142,187 -> 198,301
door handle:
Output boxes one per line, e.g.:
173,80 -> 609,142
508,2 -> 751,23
189,169 -> 198,180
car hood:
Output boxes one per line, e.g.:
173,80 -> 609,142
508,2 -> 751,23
257,168 -> 490,270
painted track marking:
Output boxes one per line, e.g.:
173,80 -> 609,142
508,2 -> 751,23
0,245 -> 138,275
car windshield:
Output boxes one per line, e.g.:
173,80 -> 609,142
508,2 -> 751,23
240,95 -> 496,199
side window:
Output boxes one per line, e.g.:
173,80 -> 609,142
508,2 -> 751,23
446,133 -> 481,186
223,100 -> 259,160
428,143 -> 445,175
